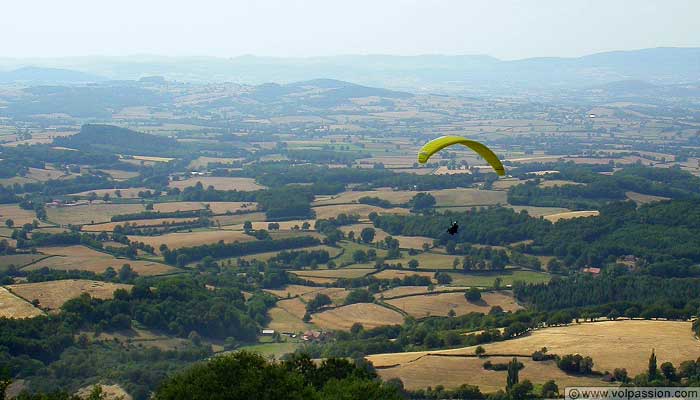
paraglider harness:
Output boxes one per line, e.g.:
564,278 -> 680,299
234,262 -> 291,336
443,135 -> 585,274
447,221 -> 459,235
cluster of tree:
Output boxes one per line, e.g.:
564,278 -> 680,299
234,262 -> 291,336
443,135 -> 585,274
305,293 -> 332,314
0,144 -> 122,169
14,174 -> 116,197
344,289 -> 374,305
111,209 -> 210,222
514,270 -> 700,317
163,235 -> 320,265
297,308 -> 538,359
557,354 -> 594,374
154,351 -> 402,400
372,207 -> 550,247
314,213 -> 361,231
446,244 -> 510,271
239,162 -> 481,191
54,124 -> 181,157
508,164 -> 700,210
18,341 -> 213,400
0,185 -> 18,203
267,249 -> 331,269
256,185 -> 317,220
408,193 -> 436,211
60,276 -> 271,341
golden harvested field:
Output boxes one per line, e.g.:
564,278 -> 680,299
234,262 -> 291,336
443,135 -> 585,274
375,355 -> 607,392
82,217 -> 198,232
266,305 -> 313,333
491,178 -> 527,190
373,270 -> 435,281
312,189 -> 416,206
266,285 -> 349,304
312,204 -> 409,220
431,189 -> 507,207
150,201 -> 256,214
297,276 -> 338,285
213,212 -> 267,227
0,287 -> 44,318
70,188 -> 148,199
300,287 -> 349,305
538,179 -> 584,188
312,303 -> 405,330
460,320 -> 700,374
227,220 -> 315,232
544,210 -> 600,222
392,235 -> 434,250
6,279 -> 132,312
168,177 -> 265,191
625,191 -> 670,204
129,155 -> 174,162
433,166 -> 472,175
47,203 -> 145,225
152,202 -> 207,212
377,286 -> 471,299
264,284 -> 323,298
507,205 -> 570,217
290,268 -> 374,280
370,320 -> 700,378
128,230 -> 256,253
386,291 -> 522,318
98,169 -> 140,180
275,298 -> 308,320
29,246 -> 178,276
188,156 -> 244,169
0,204 -> 42,226
0,254 -> 48,269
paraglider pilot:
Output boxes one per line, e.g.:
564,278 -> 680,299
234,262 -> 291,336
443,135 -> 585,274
447,221 -> 459,235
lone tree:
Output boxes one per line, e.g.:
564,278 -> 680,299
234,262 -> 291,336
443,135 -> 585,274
648,349 -> 658,380
360,227 -> 375,243
409,192 -> 436,211
4,219 -> 13,229
243,221 -> 253,233
506,357 -> 520,391
465,287 -> 481,302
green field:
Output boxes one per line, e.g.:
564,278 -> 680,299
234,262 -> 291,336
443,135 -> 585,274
334,241 -> 388,266
236,342 -> 302,359
446,269 -> 551,287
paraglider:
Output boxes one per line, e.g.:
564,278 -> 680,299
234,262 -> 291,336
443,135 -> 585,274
447,221 -> 459,235
417,136 -> 505,176
417,136 -> 505,235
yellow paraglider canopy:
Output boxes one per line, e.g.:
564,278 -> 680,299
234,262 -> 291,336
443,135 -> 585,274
418,136 -> 505,176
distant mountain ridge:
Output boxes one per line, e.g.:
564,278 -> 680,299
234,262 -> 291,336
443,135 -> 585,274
0,47 -> 697,91
0,66 -> 105,84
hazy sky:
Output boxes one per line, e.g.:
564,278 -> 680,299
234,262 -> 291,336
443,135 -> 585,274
2,0 -> 698,59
